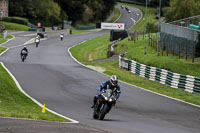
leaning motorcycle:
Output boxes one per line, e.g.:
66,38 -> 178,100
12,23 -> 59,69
21,50 -> 27,62
93,90 -> 116,120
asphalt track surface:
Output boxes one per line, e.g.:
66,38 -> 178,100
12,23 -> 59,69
0,5 -> 200,133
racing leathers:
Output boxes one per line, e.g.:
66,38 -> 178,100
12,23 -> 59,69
91,80 -> 121,108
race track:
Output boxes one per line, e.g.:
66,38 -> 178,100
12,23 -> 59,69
0,5 -> 200,133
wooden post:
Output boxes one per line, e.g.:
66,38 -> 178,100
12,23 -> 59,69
192,45 -> 195,63
156,33 -> 157,43
179,43 -> 181,59
143,31 -> 144,40
157,42 -> 159,56
185,44 -> 187,61
148,34 -> 150,46
162,41 -> 164,56
167,43 -> 169,56
172,41 -> 175,56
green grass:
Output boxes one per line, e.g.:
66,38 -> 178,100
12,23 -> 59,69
70,26 -> 90,35
70,34 -> 109,61
0,65 -> 69,121
0,21 -> 29,31
0,35 -> 13,44
118,2 -> 157,32
0,35 -> 13,54
70,34 -> 200,106
0,47 -> 6,54
108,8 -> 121,23
115,34 -> 200,77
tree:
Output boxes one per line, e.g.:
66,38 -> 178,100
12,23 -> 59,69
54,0 -> 87,23
164,0 -> 200,22
9,0 -> 36,18
9,0 -> 62,25
35,0 -> 61,25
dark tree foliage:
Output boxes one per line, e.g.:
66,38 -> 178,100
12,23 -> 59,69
54,0 -> 87,23
9,0 -> 116,25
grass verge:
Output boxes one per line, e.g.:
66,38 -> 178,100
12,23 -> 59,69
0,64 -> 69,122
0,47 -> 6,54
0,35 -> 13,54
108,8 -> 121,23
0,21 -> 29,31
115,34 -> 200,77
69,34 -> 200,106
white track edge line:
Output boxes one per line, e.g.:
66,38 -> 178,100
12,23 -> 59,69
0,35 -> 15,46
68,40 -> 200,109
0,62 -> 79,123
0,47 -> 9,56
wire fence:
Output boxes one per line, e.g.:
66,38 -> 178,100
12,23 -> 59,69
169,15 -> 200,27
148,33 -> 200,63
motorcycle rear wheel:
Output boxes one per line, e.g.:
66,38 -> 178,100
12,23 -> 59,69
93,112 -> 98,119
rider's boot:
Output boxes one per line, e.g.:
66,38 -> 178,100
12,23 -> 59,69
91,96 -> 97,108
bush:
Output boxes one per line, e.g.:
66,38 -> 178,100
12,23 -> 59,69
146,22 -> 158,33
2,17 -> 28,25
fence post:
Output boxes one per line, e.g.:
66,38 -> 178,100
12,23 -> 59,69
156,33 -> 158,42
185,44 -> 187,61
172,41 -> 174,56
162,41 -> 164,56
167,43 -> 169,56
148,34 -> 150,46
179,43 -> 181,59
157,41 -> 159,56
192,45 -> 195,63
143,31 -> 144,40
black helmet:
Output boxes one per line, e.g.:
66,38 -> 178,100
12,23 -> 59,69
110,75 -> 118,86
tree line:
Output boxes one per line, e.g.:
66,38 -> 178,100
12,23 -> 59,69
163,0 -> 200,22
127,0 -> 200,22
9,0 -> 116,26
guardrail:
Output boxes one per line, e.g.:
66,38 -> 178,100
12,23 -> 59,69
119,55 -> 200,94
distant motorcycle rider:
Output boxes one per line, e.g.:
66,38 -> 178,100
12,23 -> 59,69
60,33 -> 64,41
35,35 -> 40,47
20,46 -> 28,57
91,75 -> 121,108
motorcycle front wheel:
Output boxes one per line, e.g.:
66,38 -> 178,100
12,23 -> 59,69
98,103 -> 110,120
21,55 -> 25,62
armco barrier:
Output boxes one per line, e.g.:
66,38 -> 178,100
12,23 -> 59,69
119,56 -> 200,94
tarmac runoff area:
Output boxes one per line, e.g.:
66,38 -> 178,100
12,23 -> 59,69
0,117 -> 110,133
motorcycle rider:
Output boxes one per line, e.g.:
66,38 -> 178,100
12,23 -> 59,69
91,75 -> 121,108
20,46 -> 28,57
35,35 -> 40,47
60,33 -> 64,41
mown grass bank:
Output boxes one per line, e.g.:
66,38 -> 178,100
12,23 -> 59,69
0,21 -> 29,31
0,35 -> 13,54
0,47 -> 6,53
69,34 -> 200,106
0,64 -> 69,122
115,34 -> 200,77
